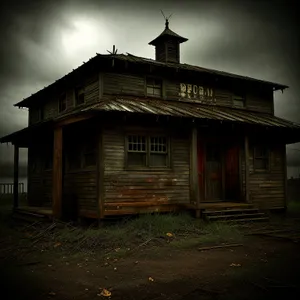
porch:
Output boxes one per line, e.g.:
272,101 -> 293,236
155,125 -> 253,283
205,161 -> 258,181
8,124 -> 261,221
14,201 -> 255,220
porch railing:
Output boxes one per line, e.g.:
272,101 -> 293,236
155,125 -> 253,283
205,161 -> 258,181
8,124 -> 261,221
0,183 -> 25,195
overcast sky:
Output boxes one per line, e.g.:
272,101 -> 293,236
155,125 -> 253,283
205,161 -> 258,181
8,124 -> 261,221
0,0 -> 299,179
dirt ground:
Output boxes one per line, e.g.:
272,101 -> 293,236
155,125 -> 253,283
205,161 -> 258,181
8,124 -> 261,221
1,214 -> 300,300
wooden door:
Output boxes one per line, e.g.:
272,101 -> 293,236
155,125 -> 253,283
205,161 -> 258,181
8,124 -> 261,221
205,144 -> 223,201
225,145 -> 240,201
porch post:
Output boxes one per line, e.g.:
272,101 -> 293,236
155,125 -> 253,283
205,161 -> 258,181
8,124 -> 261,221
244,135 -> 250,203
283,144 -> 288,210
191,126 -> 200,217
13,144 -> 19,209
52,127 -> 63,219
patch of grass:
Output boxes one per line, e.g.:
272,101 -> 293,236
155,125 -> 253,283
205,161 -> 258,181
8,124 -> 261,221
170,222 -> 244,249
0,210 -> 244,259
287,201 -> 300,214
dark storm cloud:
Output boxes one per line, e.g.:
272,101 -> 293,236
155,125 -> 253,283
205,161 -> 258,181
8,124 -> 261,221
0,0 -> 299,177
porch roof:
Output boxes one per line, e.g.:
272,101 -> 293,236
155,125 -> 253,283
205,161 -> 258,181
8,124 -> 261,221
84,97 -> 300,130
0,120 -> 53,146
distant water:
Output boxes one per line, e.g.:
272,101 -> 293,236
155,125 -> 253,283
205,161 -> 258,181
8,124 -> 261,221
0,177 -> 27,193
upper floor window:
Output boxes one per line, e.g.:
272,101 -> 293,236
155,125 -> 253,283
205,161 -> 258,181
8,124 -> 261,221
253,146 -> 269,171
146,78 -> 162,97
75,86 -> 85,106
232,93 -> 245,108
126,135 -> 169,168
58,93 -> 67,113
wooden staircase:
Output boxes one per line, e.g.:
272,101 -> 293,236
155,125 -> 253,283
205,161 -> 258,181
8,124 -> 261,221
202,204 -> 269,223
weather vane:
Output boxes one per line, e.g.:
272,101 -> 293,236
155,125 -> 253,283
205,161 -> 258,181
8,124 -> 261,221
161,10 -> 173,29
107,45 -> 118,55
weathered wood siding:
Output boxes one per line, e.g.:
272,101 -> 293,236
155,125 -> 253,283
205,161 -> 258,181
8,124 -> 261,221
28,73 -> 100,125
102,72 -> 274,114
27,145 -> 52,208
28,107 -> 41,125
103,73 -> 145,96
62,119 -> 99,216
102,125 -> 190,212
246,89 -> 273,114
241,144 -> 286,209
63,171 -> 98,213
84,73 -> 100,104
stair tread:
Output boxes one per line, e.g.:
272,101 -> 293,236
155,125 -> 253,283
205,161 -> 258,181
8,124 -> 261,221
203,208 -> 259,214
206,213 -> 266,220
218,217 -> 269,223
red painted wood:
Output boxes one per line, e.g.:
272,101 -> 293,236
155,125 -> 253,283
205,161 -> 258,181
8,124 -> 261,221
225,145 -> 240,200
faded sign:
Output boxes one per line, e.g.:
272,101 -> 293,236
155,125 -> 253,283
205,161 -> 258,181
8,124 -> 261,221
179,83 -> 216,104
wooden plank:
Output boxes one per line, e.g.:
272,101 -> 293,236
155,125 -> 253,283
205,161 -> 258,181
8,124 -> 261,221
97,127 -> 105,219
13,145 -> 19,209
191,127 -> 200,217
52,127 -> 63,219
244,135 -> 250,203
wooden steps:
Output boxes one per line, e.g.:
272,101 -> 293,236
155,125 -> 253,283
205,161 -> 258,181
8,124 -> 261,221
13,208 -> 52,223
202,205 -> 269,223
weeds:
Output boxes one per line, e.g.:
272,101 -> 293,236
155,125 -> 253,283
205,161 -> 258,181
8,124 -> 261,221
0,210 -> 244,260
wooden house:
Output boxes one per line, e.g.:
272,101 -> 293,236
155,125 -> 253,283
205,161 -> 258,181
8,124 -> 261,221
1,19 -> 300,221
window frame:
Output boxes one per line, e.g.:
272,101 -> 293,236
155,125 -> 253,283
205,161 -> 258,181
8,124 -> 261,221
75,85 -> 85,106
145,77 -> 163,98
232,92 -> 246,108
253,146 -> 270,172
58,92 -> 67,113
125,134 -> 171,170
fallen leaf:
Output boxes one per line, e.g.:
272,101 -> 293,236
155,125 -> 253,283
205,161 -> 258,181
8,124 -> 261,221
54,242 -> 61,248
115,248 -> 120,252
230,263 -> 241,267
100,288 -> 111,297
166,233 -> 173,237
148,277 -> 154,282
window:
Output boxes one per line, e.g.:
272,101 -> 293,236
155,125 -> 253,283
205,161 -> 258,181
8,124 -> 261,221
253,146 -> 269,170
127,135 -> 168,167
75,86 -> 85,106
146,78 -> 162,97
59,93 -> 67,112
233,93 -> 245,108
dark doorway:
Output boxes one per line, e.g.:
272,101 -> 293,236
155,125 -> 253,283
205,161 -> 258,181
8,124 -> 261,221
205,144 -> 223,201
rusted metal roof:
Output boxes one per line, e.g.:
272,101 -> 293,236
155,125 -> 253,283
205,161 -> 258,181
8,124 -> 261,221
119,53 -> 288,90
81,98 -> 300,129
14,52 -> 288,108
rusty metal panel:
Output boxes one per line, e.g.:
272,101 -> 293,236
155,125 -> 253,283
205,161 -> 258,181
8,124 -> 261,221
84,97 -> 300,130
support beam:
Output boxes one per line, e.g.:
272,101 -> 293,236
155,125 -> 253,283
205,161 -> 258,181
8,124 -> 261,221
13,145 -> 19,209
244,135 -> 250,203
283,144 -> 288,210
97,127 -> 105,220
191,126 -> 200,217
52,127 -> 63,219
